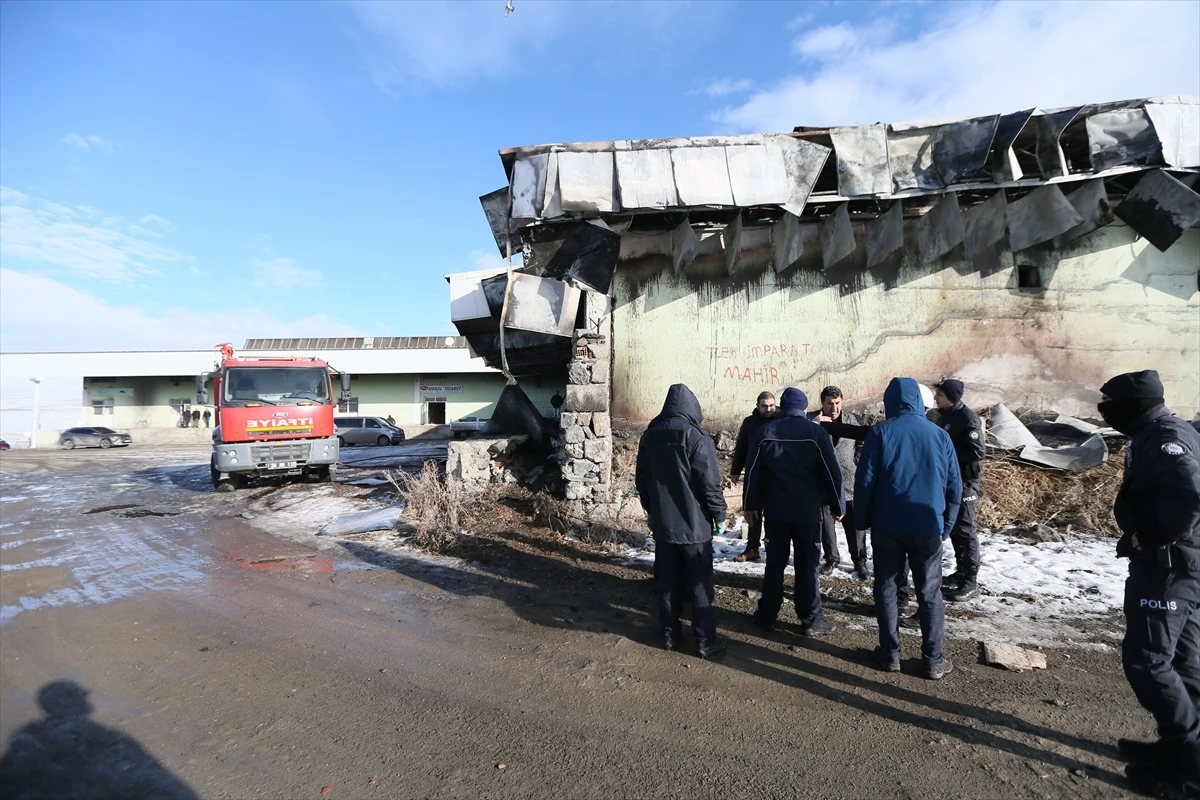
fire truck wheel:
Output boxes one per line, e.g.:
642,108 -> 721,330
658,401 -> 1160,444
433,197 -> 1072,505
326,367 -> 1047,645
313,465 -> 333,482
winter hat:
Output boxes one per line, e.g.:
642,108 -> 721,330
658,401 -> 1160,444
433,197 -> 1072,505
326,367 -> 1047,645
1100,370 -> 1165,402
935,379 -> 965,405
779,387 -> 809,411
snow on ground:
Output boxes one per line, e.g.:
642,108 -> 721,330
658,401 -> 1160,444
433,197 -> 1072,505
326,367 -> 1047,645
620,518 -> 1127,650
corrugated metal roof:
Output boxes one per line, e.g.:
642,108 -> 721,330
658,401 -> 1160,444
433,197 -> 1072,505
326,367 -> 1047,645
242,336 -> 467,351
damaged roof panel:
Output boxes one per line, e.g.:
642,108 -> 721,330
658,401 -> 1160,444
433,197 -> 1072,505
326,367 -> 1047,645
829,124 -> 891,196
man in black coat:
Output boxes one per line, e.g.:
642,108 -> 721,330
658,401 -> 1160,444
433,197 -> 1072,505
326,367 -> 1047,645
1098,370 -> 1200,798
635,384 -> 728,658
744,387 -> 843,637
730,391 -> 777,562
933,379 -> 986,601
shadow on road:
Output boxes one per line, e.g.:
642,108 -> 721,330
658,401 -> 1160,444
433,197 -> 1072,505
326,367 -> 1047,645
0,680 -> 199,800
340,528 -> 1127,791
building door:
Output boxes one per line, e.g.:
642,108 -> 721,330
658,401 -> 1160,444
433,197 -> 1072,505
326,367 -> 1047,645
427,401 -> 446,425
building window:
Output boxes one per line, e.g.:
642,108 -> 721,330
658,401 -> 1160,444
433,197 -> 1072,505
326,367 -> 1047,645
1017,264 -> 1042,291
93,399 -> 114,416
338,396 -> 360,413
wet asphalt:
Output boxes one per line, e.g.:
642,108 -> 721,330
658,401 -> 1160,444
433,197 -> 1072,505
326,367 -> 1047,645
0,443 -> 1152,799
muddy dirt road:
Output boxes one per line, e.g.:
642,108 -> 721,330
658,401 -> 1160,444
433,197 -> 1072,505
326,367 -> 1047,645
1,445 -> 1150,798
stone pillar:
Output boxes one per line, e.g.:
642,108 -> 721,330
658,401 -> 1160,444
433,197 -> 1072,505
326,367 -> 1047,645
557,290 -> 613,504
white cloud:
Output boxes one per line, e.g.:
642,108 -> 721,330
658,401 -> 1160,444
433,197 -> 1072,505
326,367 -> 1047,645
0,268 -> 362,352
792,23 -> 860,57
715,0 -> 1200,131
0,187 -> 186,283
249,257 -> 324,289
61,133 -> 117,153
704,78 -> 753,97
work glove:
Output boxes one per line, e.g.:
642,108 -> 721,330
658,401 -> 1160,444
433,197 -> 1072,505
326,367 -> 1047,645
714,522 -> 726,537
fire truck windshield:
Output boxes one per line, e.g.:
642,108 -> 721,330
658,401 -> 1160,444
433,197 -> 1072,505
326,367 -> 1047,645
223,367 -> 330,406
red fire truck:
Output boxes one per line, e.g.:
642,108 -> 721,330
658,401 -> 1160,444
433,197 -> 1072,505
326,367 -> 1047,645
198,344 -> 346,490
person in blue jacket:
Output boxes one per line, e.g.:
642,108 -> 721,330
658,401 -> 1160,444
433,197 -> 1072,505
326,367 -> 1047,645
743,387 -> 843,637
856,377 -> 962,679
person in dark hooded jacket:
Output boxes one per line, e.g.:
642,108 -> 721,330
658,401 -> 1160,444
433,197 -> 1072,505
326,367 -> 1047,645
743,387 -> 843,637
1097,370 -> 1200,798
932,378 -> 987,602
856,377 -> 961,680
635,384 -> 728,658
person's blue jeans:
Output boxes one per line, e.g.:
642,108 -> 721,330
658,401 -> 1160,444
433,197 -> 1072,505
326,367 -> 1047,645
873,531 -> 945,664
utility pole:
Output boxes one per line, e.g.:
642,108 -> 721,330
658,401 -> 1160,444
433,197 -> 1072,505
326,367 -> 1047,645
29,377 -> 42,449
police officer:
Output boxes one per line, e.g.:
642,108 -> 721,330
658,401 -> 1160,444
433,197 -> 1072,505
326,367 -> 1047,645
635,384 -> 728,659
932,379 -> 986,602
1099,370 -> 1200,797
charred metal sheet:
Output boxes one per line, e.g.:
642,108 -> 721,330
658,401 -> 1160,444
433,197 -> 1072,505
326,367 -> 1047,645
542,152 -> 563,218
829,125 -> 891,196
820,204 -> 855,269
1086,108 -> 1161,172
1114,169 -> 1200,252
723,212 -> 743,274
914,192 -> 965,264
569,222 -> 620,294
502,273 -> 581,338
989,404 -> 1041,449
520,221 -> 620,293
1052,179 -> 1115,249
511,154 -> 549,219
493,381 -> 550,455
480,188 -> 519,257
556,151 -> 616,213
726,144 -> 789,206
1146,99 -> 1200,169
463,330 -> 571,377
768,135 -> 830,215
772,212 -> 810,273
963,191 -> 1008,255
480,273 -> 508,319
615,149 -> 677,209
865,201 -> 904,267
1033,106 -> 1082,178
932,116 -> 1000,185
989,109 -> 1035,182
1006,185 -> 1084,252
671,219 -> 698,274
887,123 -> 944,191
671,146 -> 734,206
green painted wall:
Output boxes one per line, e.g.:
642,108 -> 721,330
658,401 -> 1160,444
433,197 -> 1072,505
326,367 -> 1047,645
80,372 -> 567,429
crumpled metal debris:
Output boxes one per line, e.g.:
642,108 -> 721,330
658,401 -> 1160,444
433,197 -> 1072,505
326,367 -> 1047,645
987,404 -> 1110,472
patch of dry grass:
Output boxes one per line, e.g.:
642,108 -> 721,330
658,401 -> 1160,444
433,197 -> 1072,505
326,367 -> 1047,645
386,462 -> 480,552
978,448 -> 1124,536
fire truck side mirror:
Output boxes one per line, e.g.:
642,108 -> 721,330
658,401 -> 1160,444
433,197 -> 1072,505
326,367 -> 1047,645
340,373 -> 351,401
196,374 -> 209,406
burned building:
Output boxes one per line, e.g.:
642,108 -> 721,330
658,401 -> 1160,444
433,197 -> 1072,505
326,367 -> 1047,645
448,96 -> 1200,502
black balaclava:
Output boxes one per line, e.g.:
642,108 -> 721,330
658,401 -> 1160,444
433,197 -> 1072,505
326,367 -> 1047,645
1098,370 -> 1165,434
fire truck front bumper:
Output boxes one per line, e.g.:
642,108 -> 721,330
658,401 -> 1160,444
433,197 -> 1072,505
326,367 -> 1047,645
213,437 -> 339,474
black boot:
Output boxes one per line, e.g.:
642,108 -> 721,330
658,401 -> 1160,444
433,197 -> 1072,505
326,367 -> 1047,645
944,573 -> 979,602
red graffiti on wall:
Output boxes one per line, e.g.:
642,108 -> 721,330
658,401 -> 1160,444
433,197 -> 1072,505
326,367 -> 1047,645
722,365 -> 781,383
706,343 -> 812,383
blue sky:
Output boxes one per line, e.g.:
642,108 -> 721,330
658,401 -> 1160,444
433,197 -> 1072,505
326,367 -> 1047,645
1,0 -> 1197,353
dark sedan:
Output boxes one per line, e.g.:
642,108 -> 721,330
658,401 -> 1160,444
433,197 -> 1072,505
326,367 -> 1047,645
59,427 -> 133,450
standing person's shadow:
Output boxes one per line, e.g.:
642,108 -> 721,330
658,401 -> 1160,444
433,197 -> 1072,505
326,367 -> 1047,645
0,680 -> 199,800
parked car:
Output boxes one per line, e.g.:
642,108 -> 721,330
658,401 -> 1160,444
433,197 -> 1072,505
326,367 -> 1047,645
59,427 -> 133,450
334,416 -> 406,447
0,439 -> 10,450
450,416 -> 491,439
